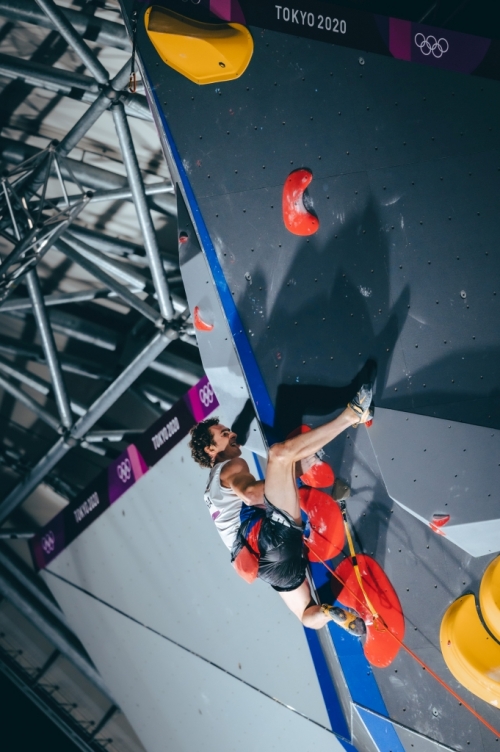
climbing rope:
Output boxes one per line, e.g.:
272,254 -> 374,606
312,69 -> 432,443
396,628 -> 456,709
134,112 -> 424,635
304,523 -> 500,741
338,500 -> 380,623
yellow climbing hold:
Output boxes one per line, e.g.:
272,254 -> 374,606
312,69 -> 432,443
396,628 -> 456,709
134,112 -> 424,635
480,555 -> 500,641
144,7 -> 253,85
440,593 -> 500,706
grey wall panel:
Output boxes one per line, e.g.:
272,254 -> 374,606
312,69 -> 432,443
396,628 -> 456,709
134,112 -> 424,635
367,407 -> 500,555
320,418 -> 500,750
42,439 -> 330,730
138,22 -> 500,430
177,192 -> 267,457
42,572 -> 346,752
126,8 -> 500,748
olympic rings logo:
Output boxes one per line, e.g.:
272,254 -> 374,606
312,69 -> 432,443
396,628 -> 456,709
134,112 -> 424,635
414,33 -> 449,58
199,383 -> 214,408
116,458 -> 132,483
41,531 -> 55,554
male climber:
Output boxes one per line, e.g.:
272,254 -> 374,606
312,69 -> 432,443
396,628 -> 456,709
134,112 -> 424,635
188,385 -> 373,633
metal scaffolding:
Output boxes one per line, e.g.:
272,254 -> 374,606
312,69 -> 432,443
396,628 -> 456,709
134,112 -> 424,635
0,0 -> 197,532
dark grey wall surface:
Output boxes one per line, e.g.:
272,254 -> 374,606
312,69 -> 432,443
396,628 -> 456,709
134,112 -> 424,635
126,8 -> 500,751
141,25 -> 500,433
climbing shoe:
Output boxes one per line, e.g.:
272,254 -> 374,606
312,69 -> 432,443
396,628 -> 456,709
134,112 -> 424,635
321,604 -> 366,636
347,383 -> 373,427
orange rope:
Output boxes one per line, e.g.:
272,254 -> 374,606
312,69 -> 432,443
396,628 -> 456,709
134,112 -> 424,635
305,540 -> 500,741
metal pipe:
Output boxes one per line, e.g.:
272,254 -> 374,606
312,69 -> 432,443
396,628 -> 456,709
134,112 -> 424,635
0,0 -> 131,50
112,102 -> 174,320
0,140 -> 176,214
0,353 -> 50,394
148,359 -> 200,386
56,240 -> 160,324
34,0 -> 109,84
61,236 -> 148,291
0,334 -> 114,381
26,270 -> 72,429
0,562 -> 115,701
46,182 -> 174,209
0,328 -> 177,522
0,199 -> 89,305
4,306 -> 119,351
57,59 -> 133,158
0,52 -> 99,94
0,288 -> 112,312
0,372 -> 60,431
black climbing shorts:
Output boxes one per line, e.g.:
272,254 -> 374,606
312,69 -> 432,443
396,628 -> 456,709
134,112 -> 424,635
257,497 -> 307,592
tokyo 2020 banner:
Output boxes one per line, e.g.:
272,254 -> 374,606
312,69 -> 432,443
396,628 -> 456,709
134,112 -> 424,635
30,376 -> 218,571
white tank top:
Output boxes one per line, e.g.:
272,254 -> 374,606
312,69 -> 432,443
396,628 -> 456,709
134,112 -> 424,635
204,461 -> 246,550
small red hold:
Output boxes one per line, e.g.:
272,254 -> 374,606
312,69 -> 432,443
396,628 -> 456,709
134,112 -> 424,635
365,419 -> 373,428
179,232 -> 188,244
193,306 -> 214,332
429,513 -> 450,535
282,168 -> 319,236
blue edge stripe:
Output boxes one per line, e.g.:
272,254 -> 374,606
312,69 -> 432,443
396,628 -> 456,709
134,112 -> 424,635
149,85 -> 404,752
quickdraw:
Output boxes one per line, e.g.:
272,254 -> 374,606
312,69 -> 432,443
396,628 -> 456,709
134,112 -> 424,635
129,4 -> 139,93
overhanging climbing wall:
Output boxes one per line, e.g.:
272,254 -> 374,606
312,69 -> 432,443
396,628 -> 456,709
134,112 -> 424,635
120,1 -> 500,750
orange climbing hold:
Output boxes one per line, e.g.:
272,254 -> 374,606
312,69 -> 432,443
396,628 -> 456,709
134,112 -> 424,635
333,554 -> 405,668
299,487 -> 344,562
429,513 -> 450,535
282,169 -> 319,236
193,306 -> 214,331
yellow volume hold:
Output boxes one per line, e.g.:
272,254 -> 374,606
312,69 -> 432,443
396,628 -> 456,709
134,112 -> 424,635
144,7 -> 253,85
440,593 -> 500,706
480,555 -> 500,641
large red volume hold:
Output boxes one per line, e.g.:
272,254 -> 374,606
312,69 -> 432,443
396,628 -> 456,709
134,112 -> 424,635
299,487 -> 344,562
333,555 -> 405,668
282,169 -> 319,236
287,425 -> 335,488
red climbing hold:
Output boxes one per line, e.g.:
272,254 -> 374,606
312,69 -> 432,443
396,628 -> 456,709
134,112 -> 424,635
429,513 -> 450,535
287,425 -> 334,487
333,554 -> 405,668
179,232 -> 188,244
193,306 -> 214,331
301,461 -> 335,489
299,487 -> 344,562
282,168 -> 319,236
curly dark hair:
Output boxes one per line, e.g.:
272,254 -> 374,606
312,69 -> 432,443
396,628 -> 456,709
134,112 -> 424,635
189,417 -> 220,468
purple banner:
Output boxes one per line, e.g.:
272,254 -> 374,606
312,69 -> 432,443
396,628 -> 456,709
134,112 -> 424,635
29,376 -> 218,571
155,0 -> 498,82
183,375 -> 219,423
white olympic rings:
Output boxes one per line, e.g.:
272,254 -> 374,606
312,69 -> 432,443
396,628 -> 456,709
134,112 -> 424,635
414,33 -> 449,58
117,458 -> 132,483
41,530 -> 55,554
199,383 -> 214,408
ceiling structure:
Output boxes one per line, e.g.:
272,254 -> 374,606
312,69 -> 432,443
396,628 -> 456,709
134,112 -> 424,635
0,0 -> 203,530
0,0 -> 201,748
